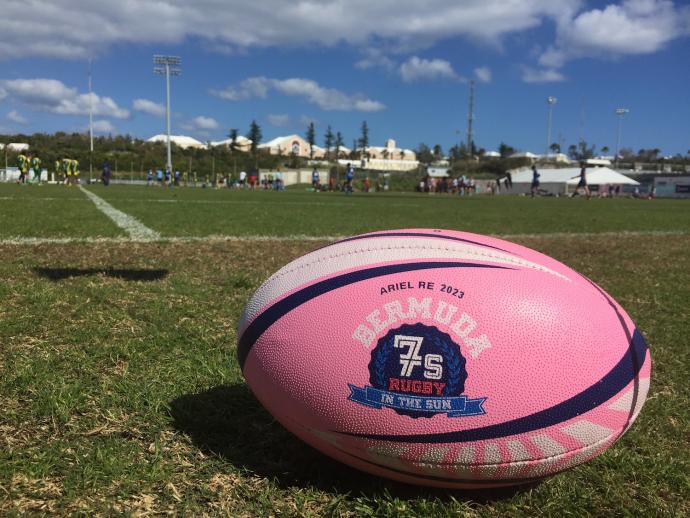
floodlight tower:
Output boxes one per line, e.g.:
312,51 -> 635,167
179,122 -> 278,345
614,108 -> 629,169
88,59 -> 94,183
546,96 -> 557,156
466,80 -> 475,156
153,55 -> 181,174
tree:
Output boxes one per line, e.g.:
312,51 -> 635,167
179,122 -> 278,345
549,142 -> 561,154
601,146 -> 609,155
324,125 -> 334,161
568,140 -> 596,161
306,121 -> 316,160
498,142 -> 515,159
358,121 -> 369,160
415,143 -> 434,165
247,120 -> 262,157
335,131 -> 344,159
433,144 -> 443,160
228,128 -> 239,153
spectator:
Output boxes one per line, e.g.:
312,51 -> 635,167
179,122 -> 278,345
146,169 -> 153,186
239,170 -> 247,189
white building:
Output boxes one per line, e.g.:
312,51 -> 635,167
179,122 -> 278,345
146,134 -> 206,149
2,143 -> 30,152
210,136 -> 252,152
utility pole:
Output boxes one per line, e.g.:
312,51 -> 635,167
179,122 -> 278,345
153,55 -> 181,174
88,58 -> 94,184
466,80 -> 475,156
546,96 -> 557,156
615,108 -> 629,169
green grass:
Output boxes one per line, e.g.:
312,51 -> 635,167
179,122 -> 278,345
90,184 -> 690,237
0,183 -> 689,515
0,184 -> 122,239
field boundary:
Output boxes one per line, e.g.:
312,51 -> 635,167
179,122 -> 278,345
79,185 -> 161,240
0,229 -> 686,247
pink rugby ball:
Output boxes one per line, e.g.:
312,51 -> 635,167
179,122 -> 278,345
237,229 -> 651,488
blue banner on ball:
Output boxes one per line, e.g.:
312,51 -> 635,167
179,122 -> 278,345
348,384 -> 486,417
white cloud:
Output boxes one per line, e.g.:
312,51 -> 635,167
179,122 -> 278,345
521,67 -> 566,83
539,0 -> 690,68
7,109 -> 27,124
133,98 -> 165,117
192,115 -> 219,130
474,66 -> 492,83
212,76 -> 385,112
0,79 -> 130,118
181,115 -> 220,132
0,87 -> 6,101
355,48 -> 396,71
92,119 -> 115,133
399,56 -> 461,82
267,113 -> 290,126
0,1 -> 582,60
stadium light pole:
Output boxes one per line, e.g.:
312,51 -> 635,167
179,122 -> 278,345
615,108 -> 629,169
546,96 -> 557,156
88,58 -> 93,184
153,55 -> 181,174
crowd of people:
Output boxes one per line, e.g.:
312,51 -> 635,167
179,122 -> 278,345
417,174 -> 489,195
15,153 -> 83,186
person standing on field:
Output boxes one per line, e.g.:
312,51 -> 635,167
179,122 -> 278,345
101,160 -> 111,186
344,162 -> 354,194
31,155 -> 42,184
17,153 -> 29,184
530,164 -> 540,198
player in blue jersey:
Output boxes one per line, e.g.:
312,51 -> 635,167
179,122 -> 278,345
344,163 -> 354,195
530,164 -> 540,198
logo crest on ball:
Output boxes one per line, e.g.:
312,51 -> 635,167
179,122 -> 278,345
348,323 -> 486,418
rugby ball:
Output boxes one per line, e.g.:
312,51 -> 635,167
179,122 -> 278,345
237,229 -> 651,488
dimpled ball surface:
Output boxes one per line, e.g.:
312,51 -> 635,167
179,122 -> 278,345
237,229 -> 651,489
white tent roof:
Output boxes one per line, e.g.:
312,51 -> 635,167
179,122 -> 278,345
210,136 -> 252,147
511,167 -> 639,185
565,168 -> 639,185
147,134 -> 205,149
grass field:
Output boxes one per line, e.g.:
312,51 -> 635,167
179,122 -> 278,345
1,183 -> 688,516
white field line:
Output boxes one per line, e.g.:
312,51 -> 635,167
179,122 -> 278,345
78,186 -> 161,241
0,195 -> 420,208
0,230 -> 686,247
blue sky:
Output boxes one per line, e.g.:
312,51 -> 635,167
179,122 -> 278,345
0,0 -> 689,155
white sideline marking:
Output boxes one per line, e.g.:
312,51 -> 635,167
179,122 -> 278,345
0,195 -> 420,208
78,186 -> 160,241
0,229 -> 686,246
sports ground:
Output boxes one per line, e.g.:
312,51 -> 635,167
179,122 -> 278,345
1,183 -> 688,516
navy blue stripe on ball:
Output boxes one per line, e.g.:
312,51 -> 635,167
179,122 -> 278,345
327,231 -> 511,253
237,261 -> 511,370
339,329 -> 648,444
